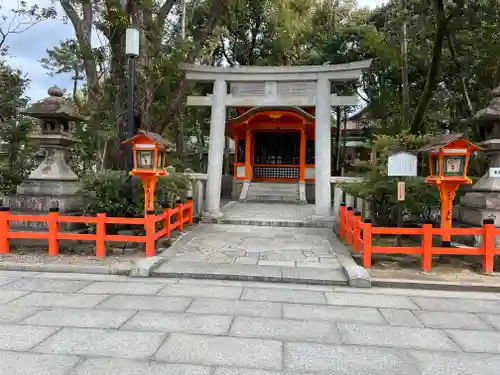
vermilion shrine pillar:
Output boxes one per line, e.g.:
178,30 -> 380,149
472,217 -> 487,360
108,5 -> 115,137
299,128 -> 306,182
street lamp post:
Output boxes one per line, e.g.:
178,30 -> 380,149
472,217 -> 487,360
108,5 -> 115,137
125,27 -> 139,170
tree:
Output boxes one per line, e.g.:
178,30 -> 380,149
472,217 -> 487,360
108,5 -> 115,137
40,39 -> 107,104
0,0 -> 56,55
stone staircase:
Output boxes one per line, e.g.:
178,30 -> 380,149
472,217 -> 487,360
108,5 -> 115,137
243,182 -> 303,203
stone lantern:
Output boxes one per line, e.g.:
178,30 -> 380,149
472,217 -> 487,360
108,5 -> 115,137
4,87 -> 86,229
460,85 -> 500,238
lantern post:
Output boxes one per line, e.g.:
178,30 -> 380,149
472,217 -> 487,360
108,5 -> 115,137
419,134 -> 481,246
122,130 -> 171,214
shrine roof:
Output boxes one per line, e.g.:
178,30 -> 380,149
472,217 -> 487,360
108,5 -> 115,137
227,106 -> 315,125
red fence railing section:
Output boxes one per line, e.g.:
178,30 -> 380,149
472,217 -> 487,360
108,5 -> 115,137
0,199 -> 194,258
339,202 -> 498,273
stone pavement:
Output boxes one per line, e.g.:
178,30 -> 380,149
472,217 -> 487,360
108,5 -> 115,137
205,202 -> 332,228
1,271 -> 500,374
153,223 -> 365,285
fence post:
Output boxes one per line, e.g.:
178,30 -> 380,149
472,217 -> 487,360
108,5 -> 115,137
0,207 -> 10,254
362,218 -> 372,268
339,203 -> 346,239
145,210 -> 156,257
482,218 -> 495,273
421,222 -> 433,272
353,211 -> 362,253
187,197 -> 194,224
176,200 -> 184,232
95,213 -> 106,257
345,207 -> 353,245
48,207 -> 59,256
163,203 -> 171,239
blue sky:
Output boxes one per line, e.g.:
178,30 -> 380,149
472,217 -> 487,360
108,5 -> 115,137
4,0 -> 386,101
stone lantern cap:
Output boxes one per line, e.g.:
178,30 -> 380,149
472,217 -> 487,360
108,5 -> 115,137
18,86 -> 85,121
470,85 -> 500,123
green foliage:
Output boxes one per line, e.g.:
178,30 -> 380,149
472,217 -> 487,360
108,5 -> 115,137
341,132 -> 440,226
80,170 -> 191,218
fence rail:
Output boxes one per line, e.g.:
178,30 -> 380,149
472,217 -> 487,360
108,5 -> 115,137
339,203 -> 498,273
0,200 -> 193,258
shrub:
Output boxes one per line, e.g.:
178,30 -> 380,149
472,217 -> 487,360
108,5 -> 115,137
80,170 -> 190,232
341,131 -> 440,226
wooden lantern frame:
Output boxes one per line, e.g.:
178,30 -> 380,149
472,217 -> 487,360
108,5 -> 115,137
122,130 -> 172,213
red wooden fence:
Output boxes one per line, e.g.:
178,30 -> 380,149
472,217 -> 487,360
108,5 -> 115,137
339,203 -> 498,273
0,199 -> 194,258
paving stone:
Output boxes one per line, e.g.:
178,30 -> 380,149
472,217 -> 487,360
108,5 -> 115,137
241,288 -> 326,304
0,271 -> 40,277
32,327 -> 166,359
96,295 -> 192,312
230,316 -> 338,343
0,324 -> 58,351
257,260 -> 296,267
234,257 -> 258,265
411,296 -> 500,313
187,298 -> 281,318
23,308 -> 136,328
159,284 -> 243,299
447,329 -> 500,353
123,312 -> 232,335
380,309 -> 423,327
284,342 -> 419,374
213,369 -> 281,375
338,323 -> 460,351
414,311 -> 490,330
410,350 -> 500,375
283,304 -> 386,324
0,290 -> 28,303
2,278 -> 90,293
281,267 -> 348,283
77,281 -> 165,295
0,350 -> 80,375
325,293 -> 419,309
0,277 -> 20,287
155,333 -> 282,370
11,292 -> 108,308
0,305 -> 40,323
478,314 -> 500,331
333,287 -> 500,300
295,262 -> 339,269
178,279 -> 335,292
72,358 -> 212,375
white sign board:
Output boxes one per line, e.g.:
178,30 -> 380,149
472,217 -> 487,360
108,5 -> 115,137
490,168 -> 500,178
387,152 -> 418,177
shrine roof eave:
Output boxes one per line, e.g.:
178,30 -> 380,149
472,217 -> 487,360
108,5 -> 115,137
227,106 -> 315,125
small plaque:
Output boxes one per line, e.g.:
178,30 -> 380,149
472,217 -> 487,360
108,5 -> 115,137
388,152 -> 418,177
446,158 -> 462,173
397,181 -> 405,201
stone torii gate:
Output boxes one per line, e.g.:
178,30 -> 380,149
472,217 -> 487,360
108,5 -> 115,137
181,61 -> 372,219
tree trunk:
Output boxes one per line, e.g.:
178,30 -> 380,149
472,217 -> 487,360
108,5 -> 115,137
400,0 -> 410,129
446,29 -> 474,117
409,0 -> 448,134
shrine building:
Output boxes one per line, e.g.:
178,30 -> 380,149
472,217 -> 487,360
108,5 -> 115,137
182,61 -> 371,220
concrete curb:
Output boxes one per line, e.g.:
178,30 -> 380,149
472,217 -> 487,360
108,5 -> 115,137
327,231 -> 371,288
201,218 -> 333,228
151,266 -> 349,286
371,277 -> 500,292
0,262 -> 132,275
